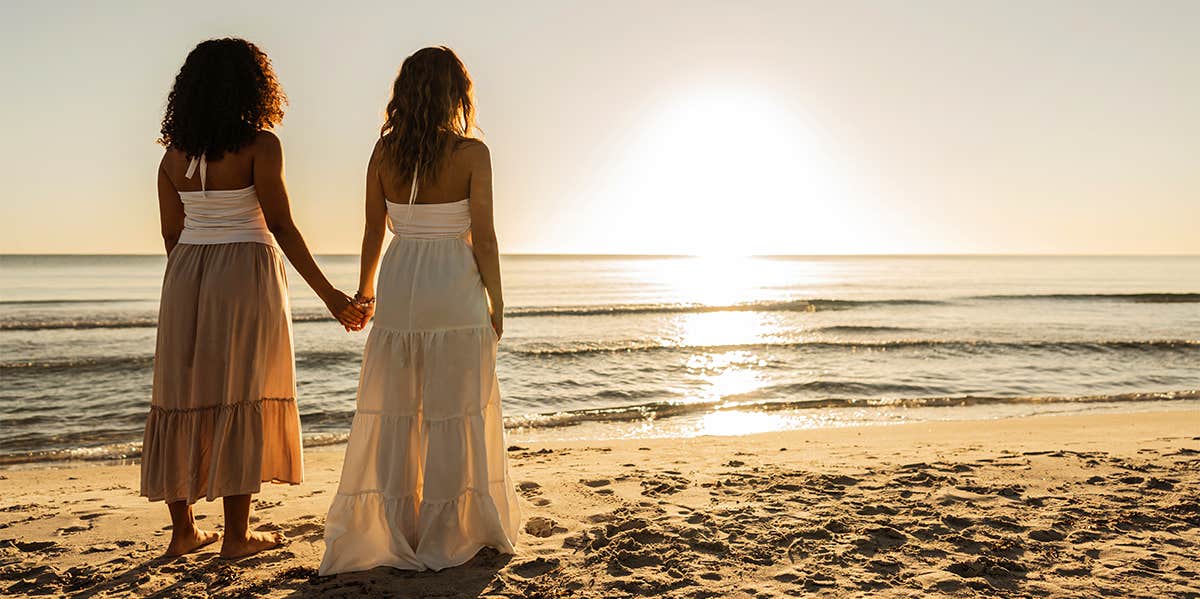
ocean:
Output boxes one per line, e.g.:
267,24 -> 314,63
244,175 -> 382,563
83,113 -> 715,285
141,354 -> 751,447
1,254 -> 1197,465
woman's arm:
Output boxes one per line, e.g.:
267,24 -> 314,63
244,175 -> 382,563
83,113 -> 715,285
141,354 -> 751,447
252,131 -> 363,328
355,141 -> 389,310
465,141 -> 504,339
157,156 -> 185,255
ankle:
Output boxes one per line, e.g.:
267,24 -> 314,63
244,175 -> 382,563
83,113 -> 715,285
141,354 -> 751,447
170,523 -> 198,538
222,530 -> 251,543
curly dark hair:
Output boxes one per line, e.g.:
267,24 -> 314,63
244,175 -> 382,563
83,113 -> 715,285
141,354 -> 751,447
158,38 -> 286,160
380,46 -> 478,184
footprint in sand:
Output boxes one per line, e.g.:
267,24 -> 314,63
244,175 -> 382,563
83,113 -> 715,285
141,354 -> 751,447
252,499 -> 283,510
858,505 -> 897,516
517,481 -> 542,498
581,478 -> 611,488
518,481 -> 551,504
3,564 -> 64,595
946,556 -> 1025,580
1029,528 -> 1065,542
853,526 -> 908,556
640,474 -> 689,497
1143,477 -> 1175,491
285,521 -> 324,540
0,503 -> 39,513
523,516 -> 566,538
511,557 -> 559,578
2,539 -> 63,554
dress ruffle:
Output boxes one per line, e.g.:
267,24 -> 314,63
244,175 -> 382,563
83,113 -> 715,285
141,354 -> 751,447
323,483 -> 516,573
140,397 -> 303,503
320,324 -> 520,574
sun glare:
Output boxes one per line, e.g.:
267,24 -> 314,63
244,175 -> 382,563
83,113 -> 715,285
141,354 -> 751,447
640,255 -> 779,307
689,410 -> 795,437
608,86 -> 854,256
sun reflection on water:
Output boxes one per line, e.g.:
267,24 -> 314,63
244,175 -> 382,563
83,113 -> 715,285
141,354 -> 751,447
637,255 -> 794,307
665,311 -> 782,348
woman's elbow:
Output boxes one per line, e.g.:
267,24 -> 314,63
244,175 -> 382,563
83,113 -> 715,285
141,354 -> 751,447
267,219 -> 297,239
363,219 -> 387,241
473,234 -> 499,255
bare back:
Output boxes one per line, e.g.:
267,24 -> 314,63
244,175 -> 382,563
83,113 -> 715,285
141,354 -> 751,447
376,139 -> 482,205
161,145 -> 257,193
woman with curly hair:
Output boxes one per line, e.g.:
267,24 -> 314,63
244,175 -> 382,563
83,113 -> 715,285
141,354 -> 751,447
141,38 -> 364,558
319,46 -> 519,574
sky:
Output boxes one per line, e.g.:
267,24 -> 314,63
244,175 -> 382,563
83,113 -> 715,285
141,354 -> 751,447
0,1 -> 1196,255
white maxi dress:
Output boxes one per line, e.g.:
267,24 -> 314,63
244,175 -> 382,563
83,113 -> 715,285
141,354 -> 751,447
320,171 -> 520,574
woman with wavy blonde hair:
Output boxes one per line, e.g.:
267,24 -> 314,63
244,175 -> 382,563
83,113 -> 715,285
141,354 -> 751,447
320,46 -> 519,574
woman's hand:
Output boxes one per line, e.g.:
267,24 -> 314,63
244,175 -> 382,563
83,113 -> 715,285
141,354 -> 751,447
355,303 -> 376,331
323,290 -> 366,331
350,292 -> 377,332
490,307 -> 503,341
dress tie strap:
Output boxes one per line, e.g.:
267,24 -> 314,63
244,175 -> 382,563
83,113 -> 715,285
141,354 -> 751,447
406,163 -> 419,223
408,164 -> 419,203
404,162 -> 420,327
185,155 -> 208,197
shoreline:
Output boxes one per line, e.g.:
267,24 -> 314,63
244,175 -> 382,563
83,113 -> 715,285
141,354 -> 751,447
2,409 -> 1198,597
3,395 -> 1198,470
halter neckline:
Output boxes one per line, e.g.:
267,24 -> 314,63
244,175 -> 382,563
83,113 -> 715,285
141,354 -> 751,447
185,155 -> 207,194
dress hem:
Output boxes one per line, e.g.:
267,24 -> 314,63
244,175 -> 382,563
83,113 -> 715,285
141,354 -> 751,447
141,477 -> 303,505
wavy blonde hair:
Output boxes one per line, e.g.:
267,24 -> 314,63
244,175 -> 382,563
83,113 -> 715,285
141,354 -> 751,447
380,46 -> 478,184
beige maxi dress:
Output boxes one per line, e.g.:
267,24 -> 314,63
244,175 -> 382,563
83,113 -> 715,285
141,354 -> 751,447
319,169 -> 520,574
140,155 -> 303,504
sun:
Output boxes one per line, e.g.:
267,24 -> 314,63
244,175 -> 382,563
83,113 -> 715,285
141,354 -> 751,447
607,86 -> 852,257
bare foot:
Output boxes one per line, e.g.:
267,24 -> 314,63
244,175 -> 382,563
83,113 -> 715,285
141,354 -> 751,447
219,531 -> 284,559
164,527 -> 220,557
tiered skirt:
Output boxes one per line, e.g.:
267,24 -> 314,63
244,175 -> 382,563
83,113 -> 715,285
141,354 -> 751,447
140,242 -> 302,504
319,236 -> 519,574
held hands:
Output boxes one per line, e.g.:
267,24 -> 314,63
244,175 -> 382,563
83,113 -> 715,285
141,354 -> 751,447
323,290 -> 369,332
348,292 -> 376,332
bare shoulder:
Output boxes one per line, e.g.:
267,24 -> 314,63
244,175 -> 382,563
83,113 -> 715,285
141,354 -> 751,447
251,130 -> 283,158
455,138 -> 491,168
159,148 -> 187,185
159,149 -> 177,173
368,137 -> 386,165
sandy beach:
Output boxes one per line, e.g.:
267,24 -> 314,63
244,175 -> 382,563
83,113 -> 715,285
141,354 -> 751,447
1,410 -> 1197,598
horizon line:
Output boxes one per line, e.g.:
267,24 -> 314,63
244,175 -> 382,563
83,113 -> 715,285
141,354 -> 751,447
1,252 -> 1197,259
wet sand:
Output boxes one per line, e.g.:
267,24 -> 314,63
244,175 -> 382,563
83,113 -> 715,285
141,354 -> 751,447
1,410 -> 1198,597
